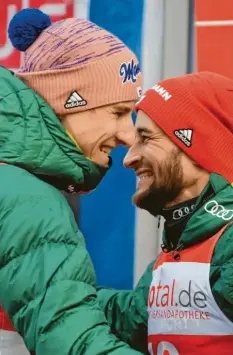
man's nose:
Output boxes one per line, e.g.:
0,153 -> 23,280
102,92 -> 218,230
123,146 -> 140,169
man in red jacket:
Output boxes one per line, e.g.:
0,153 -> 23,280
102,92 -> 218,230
98,71 -> 233,355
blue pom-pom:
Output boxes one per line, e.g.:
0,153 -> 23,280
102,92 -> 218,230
8,8 -> 51,52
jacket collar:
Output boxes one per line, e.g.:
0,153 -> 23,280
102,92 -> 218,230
163,173 -> 233,250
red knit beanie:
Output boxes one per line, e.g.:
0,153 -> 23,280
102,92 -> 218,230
136,72 -> 233,183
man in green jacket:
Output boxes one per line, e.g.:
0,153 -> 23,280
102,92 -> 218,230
98,72 -> 233,354
0,7 -> 143,355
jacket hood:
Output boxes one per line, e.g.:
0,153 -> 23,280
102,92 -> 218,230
163,173 -> 233,250
0,66 -> 109,193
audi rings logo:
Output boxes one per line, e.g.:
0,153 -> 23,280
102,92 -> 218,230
173,205 -> 195,220
204,200 -> 233,221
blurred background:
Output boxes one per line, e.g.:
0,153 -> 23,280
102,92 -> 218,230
1,0 -> 232,290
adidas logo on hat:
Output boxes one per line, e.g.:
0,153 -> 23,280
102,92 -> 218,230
65,91 -> 87,109
174,129 -> 193,147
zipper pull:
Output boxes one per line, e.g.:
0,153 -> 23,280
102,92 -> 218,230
161,244 -> 170,253
172,250 -> 180,260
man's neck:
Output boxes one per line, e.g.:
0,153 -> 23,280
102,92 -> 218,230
161,197 -> 198,249
161,197 -> 198,227
161,180 -> 213,250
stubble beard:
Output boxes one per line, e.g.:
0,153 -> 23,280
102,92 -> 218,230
133,150 -> 184,216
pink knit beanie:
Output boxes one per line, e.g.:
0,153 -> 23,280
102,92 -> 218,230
9,8 -> 142,117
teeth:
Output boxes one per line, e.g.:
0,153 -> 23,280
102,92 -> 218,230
101,149 -> 109,155
139,174 -> 150,179
101,147 -> 112,154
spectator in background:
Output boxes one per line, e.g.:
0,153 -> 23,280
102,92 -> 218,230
98,72 -> 233,355
0,8 -> 143,355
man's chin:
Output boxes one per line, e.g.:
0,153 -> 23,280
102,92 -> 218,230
132,190 -> 151,210
132,188 -> 165,216
132,189 -> 144,207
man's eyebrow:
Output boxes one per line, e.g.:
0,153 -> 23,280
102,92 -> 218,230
136,127 -> 153,135
113,104 -> 134,114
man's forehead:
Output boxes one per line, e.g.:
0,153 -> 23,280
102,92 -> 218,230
135,110 -> 160,133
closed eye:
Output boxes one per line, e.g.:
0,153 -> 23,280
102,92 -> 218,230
141,135 -> 152,143
114,108 -> 133,118
114,111 -> 125,118
113,102 -> 135,118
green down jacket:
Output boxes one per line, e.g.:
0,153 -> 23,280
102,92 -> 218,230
0,66 -> 143,354
98,173 -> 233,353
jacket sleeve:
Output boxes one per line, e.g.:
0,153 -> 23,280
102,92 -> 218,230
0,184 -> 143,355
210,224 -> 233,323
97,260 -> 155,353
